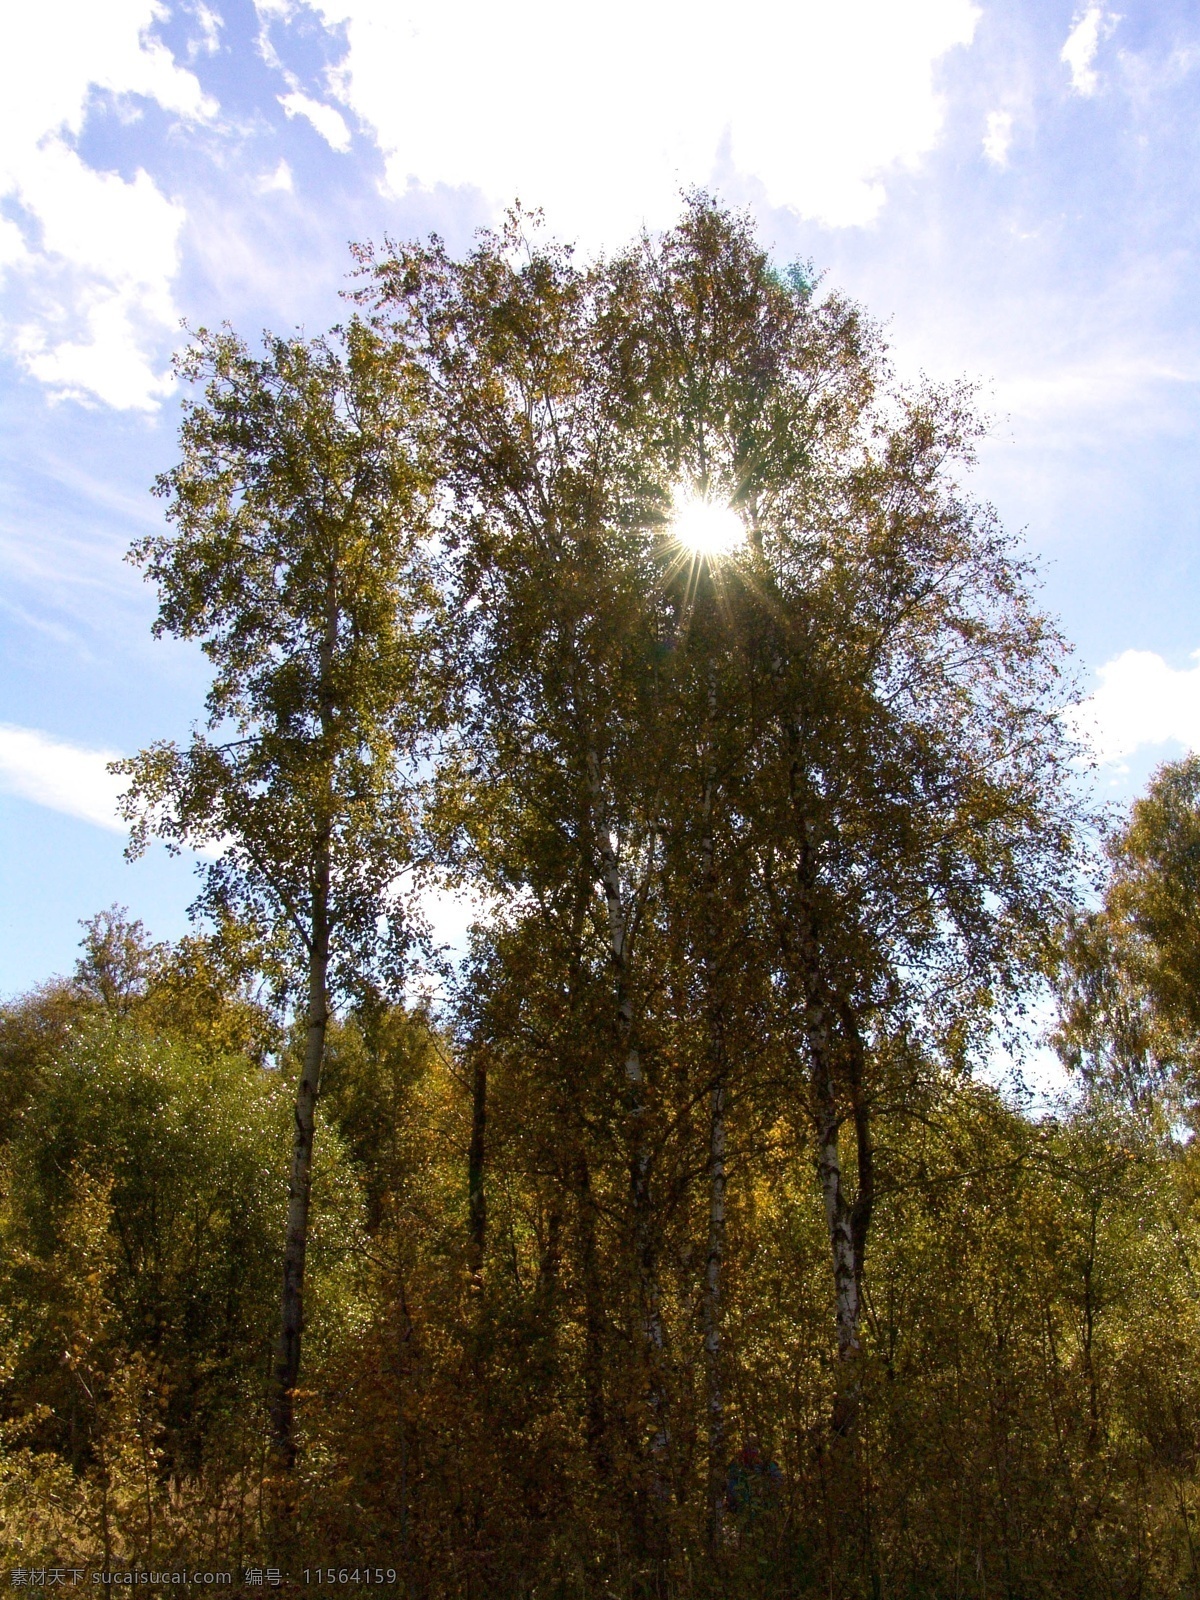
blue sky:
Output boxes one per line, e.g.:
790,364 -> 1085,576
1,0 -> 1198,997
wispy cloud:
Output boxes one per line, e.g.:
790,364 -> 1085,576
277,88 -> 350,153
257,158 -> 295,194
1061,7 -> 1119,97
0,723 -> 126,831
982,109 -> 1013,167
190,1 -> 223,58
992,356 -> 1199,429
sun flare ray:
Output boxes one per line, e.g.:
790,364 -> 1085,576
670,486 -> 744,559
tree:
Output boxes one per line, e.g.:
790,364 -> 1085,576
115,320 -> 438,1465
1055,753 -> 1200,1117
626,202 -> 1084,1442
73,907 -> 160,1016
359,216 -> 682,1521
0,1013 -> 290,1471
72,905 -> 279,1063
359,199 -> 1085,1578
3,201 -> 1198,1598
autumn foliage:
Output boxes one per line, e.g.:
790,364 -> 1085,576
1,201 -> 1197,1598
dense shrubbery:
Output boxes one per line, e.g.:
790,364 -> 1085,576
1,908 -> 1199,1595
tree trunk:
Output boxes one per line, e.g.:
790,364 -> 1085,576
586,750 -> 668,1449
574,1150 -> 609,1473
537,1203 -> 562,1302
838,999 -> 875,1347
698,695 -> 727,1544
782,849 -> 874,1433
270,862 -> 330,1466
809,1002 -> 861,1367
702,1076 -> 727,1541
467,1052 -> 488,1284
805,987 -> 882,1592
806,994 -> 875,1443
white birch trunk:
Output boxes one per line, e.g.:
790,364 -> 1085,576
698,698 -> 728,1539
585,746 -> 668,1457
270,860 -> 329,1464
703,1076 -> 727,1534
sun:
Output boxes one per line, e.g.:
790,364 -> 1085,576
670,486 -> 744,559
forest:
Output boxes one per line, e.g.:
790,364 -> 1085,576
2,197 -> 1199,1598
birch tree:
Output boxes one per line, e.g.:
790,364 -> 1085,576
627,200 -> 1084,1444
116,321 -> 437,1466
1055,753 -> 1200,1116
740,388 -> 1082,1416
359,221 -> 685,1510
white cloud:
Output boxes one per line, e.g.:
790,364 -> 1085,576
258,158 -> 295,193
0,1 -> 214,408
0,725 -> 231,859
983,109 -> 1013,166
992,355 -> 1196,428
1061,7 -> 1119,97
278,88 -> 351,152
0,724 -> 126,832
1071,649 -> 1200,764
191,2 -> 223,56
260,0 -> 979,244
0,217 -> 27,270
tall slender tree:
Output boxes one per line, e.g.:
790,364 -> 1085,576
1055,752 -> 1200,1116
359,220 -> 682,1508
116,320 -> 438,1465
625,203 -> 1084,1444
